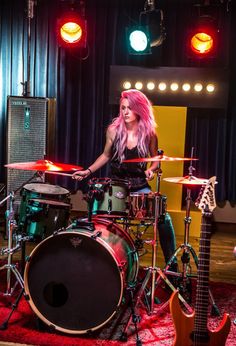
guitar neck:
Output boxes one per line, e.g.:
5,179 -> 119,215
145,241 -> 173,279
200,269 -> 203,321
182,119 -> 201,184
194,211 -> 212,338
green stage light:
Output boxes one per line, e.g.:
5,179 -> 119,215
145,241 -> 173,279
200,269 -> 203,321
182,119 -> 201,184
126,26 -> 151,55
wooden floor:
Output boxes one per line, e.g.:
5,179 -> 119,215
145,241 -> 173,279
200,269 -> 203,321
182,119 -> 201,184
1,217 -> 236,285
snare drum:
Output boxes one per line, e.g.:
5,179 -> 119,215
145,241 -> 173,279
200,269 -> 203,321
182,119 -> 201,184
88,178 -> 129,216
18,183 -> 70,240
128,192 -> 167,221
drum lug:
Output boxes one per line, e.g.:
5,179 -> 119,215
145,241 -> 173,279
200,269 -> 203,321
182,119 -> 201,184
119,261 -> 127,272
91,231 -> 102,240
108,199 -> 112,214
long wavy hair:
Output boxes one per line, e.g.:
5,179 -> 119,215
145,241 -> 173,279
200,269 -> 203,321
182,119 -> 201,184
109,89 -> 157,162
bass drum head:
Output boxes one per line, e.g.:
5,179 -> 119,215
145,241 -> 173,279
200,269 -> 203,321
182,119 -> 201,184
24,231 -> 123,334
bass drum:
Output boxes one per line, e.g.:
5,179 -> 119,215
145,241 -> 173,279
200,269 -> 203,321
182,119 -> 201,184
24,218 -> 139,334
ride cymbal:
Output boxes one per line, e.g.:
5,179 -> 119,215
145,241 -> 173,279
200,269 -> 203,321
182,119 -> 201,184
5,160 -> 83,172
163,175 -> 210,185
123,155 -> 198,163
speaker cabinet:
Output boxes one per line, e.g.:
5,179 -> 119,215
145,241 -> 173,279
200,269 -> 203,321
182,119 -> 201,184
6,96 -> 56,206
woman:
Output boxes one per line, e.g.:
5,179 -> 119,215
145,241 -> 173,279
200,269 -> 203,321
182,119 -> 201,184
74,89 -> 158,189
73,89 -> 177,268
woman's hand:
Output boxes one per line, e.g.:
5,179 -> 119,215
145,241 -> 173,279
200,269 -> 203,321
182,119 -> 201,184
72,169 -> 91,181
145,169 -> 155,181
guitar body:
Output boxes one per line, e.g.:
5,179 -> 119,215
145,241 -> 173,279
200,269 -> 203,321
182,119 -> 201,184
170,291 -> 231,346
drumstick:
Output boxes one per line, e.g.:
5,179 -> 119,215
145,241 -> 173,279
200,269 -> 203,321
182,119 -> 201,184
45,171 -> 74,177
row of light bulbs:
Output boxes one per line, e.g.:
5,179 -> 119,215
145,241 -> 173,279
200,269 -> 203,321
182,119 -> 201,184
123,81 -> 216,93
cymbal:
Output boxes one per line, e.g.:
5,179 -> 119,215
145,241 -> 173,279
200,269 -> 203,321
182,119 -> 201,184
5,160 -> 83,172
163,175 -> 210,185
123,155 -> 198,163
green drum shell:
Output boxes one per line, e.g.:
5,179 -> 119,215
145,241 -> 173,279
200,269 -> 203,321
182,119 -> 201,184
24,218 -> 139,334
18,183 -> 70,239
89,178 -> 129,216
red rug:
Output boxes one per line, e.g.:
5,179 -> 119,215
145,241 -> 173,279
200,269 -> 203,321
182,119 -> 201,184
0,273 -> 236,346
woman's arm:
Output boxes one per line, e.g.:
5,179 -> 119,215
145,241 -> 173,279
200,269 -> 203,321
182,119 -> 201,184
145,133 -> 159,180
72,127 -> 115,181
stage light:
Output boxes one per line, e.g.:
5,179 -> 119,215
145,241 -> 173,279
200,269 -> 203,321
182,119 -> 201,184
57,9 -> 87,48
170,83 -> 179,91
194,83 -> 203,92
158,82 -> 167,91
206,83 -> 215,93
182,83 -> 191,92
147,82 -> 155,90
135,81 -> 143,90
123,81 -> 132,89
126,26 -> 151,54
126,0 -> 166,55
188,13 -> 218,58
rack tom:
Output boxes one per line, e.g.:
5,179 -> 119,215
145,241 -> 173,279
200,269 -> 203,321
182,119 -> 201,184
87,178 -> 129,216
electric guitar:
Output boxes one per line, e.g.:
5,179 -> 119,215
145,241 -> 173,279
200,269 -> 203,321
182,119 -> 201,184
170,176 -> 231,346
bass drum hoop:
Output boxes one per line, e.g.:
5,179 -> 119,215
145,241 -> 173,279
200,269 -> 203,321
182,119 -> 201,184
24,220 -> 137,334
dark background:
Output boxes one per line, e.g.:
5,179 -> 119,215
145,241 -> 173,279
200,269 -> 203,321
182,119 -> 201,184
0,0 -> 235,203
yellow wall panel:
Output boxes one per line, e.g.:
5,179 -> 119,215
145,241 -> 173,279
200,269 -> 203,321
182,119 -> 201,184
149,106 -> 187,210
149,106 -> 201,236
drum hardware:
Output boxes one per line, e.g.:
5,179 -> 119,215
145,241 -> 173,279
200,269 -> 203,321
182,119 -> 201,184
0,171 -> 42,296
121,150 -> 193,342
0,191 -> 24,296
162,149 -> 220,315
0,287 -> 25,331
70,218 -> 95,231
120,283 -> 142,346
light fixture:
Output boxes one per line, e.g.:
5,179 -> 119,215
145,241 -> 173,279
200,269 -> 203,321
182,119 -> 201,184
147,82 -> 155,90
194,83 -> 203,92
158,82 -> 167,91
187,2 -> 219,59
135,82 -> 143,90
123,81 -> 132,89
57,1 -> 87,48
126,0 -> 166,55
182,83 -> 191,92
170,83 -> 179,91
206,83 -> 215,93
126,26 -> 151,54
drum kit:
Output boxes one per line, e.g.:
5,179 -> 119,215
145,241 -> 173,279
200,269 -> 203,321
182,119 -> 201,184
0,154 -> 215,341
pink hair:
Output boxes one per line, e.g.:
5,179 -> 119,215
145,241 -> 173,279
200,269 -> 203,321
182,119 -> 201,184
109,89 -> 157,161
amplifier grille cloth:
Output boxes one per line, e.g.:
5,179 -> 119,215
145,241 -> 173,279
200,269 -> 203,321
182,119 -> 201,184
7,96 -> 48,208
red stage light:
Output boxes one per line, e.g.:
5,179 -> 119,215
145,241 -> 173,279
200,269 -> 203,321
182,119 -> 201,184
57,13 -> 87,48
190,31 -> 214,55
188,14 -> 218,59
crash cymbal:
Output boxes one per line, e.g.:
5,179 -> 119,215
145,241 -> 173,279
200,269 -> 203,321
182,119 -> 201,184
5,160 -> 83,172
123,155 -> 198,163
163,175 -> 210,185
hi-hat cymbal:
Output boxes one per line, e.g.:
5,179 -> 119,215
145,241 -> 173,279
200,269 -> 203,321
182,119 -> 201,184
123,155 -> 198,163
163,175 -> 210,185
5,160 -> 83,172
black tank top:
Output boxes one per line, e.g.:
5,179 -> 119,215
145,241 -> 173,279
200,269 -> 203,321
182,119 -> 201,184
110,145 -> 150,192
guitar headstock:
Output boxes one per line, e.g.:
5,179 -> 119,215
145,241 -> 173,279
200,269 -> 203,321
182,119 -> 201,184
195,176 -> 217,213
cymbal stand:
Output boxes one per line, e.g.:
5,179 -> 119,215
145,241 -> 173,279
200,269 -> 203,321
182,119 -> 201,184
0,191 -> 24,295
163,153 -> 220,315
121,153 -> 193,341
163,148 -> 197,296
0,171 -> 43,295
